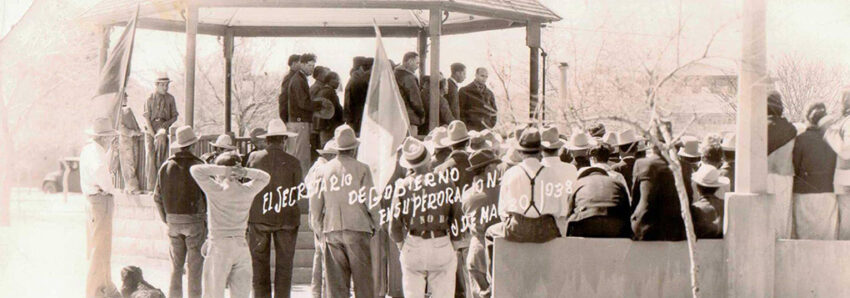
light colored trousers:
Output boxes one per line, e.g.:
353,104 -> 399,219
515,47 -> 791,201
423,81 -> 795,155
399,235 -> 457,298
793,193 -> 839,240
837,186 -> 850,240
145,133 -> 169,190
285,122 -> 312,178
86,193 -> 119,298
202,237 -> 252,298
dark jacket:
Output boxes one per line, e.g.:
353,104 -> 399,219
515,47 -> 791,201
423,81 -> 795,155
630,154 -> 685,241
278,69 -> 297,122
435,150 -> 473,191
153,151 -> 207,223
246,146 -> 304,227
389,170 -> 463,243
287,71 -> 323,123
611,156 -> 636,192
315,84 -> 344,133
458,81 -> 497,131
691,192 -> 723,239
447,78 -> 461,120
394,68 -> 426,126
344,69 -> 371,133
567,167 -> 630,223
421,86 -> 456,126
793,127 -> 837,194
461,168 -> 501,242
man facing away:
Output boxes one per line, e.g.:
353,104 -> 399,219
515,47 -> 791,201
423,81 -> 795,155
539,126 -> 578,192
285,53 -> 325,176
390,137 -> 464,298
458,68 -> 497,132
395,52 -> 426,134
305,140 -> 338,298
309,125 -> 379,298
344,57 -> 373,135
190,153 -> 271,298
461,149 -> 502,298
245,119 -> 303,298
153,125 -> 207,298
447,63 -> 466,120
144,72 -> 179,190
81,117 -> 121,298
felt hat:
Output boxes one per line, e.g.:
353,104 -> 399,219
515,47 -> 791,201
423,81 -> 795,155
514,127 -> 542,152
502,147 -> 523,166
400,137 -> 431,169
587,123 -> 606,139
566,132 -> 595,151
439,120 -> 470,147
540,126 -> 565,149
615,129 -> 644,146
249,127 -> 267,139
210,134 -> 237,150
467,149 -> 499,172
313,97 -> 336,120
678,136 -> 700,158
602,131 -> 618,147
329,125 -> 359,151
85,117 -> 117,137
468,131 -> 493,151
692,164 -> 730,188
261,119 -> 298,138
721,133 -> 736,152
317,140 -> 339,155
170,125 -> 199,149
156,72 -> 171,83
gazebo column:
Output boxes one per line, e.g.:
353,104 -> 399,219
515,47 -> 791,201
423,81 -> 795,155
527,22 -> 541,119
417,30 -> 428,83
184,4 -> 198,127
726,0 -> 773,297
428,9 -> 441,131
223,29 -> 234,134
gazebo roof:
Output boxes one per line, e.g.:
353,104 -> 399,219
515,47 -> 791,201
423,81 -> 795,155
80,0 -> 561,37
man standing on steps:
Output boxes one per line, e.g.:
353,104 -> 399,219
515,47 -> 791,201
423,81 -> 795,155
245,119 -> 302,298
154,125 -> 207,298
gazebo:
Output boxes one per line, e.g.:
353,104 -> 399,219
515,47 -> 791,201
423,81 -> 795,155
80,0 -> 561,133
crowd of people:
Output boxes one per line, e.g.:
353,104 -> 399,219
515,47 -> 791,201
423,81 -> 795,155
78,48 -> 850,298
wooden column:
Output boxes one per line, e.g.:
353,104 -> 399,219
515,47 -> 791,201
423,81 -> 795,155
98,26 -> 111,71
428,9 -> 441,131
726,0 -> 773,297
417,30 -> 428,83
527,22 -> 541,119
223,29 -> 234,134
185,5 -> 198,127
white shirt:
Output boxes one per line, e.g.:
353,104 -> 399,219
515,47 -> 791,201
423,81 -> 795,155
541,156 -> 578,190
825,116 -> 850,186
499,158 -> 569,219
79,141 -> 115,195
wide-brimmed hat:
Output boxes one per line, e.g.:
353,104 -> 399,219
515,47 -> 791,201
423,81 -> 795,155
587,123 -> 606,139
86,117 -> 117,137
400,137 -> 431,169
313,97 -> 336,120
249,127 -> 267,139
170,125 -> 199,148
467,149 -> 499,172
439,121 -> 470,147
317,140 -> 339,155
601,132 -> 618,147
502,147 -> 523,166
210,134 -> 237,150
678,136 -> 700,158
330,125 -> 359,151
468,131 -> 494,151
615,129 -> 644,146
261,119 -> 298,138
514,127 -> 542,152
566,132 -> 595,151
540,126 -> 564,149
692,164 -> 730,188
156,72 -> 171,83
721,133 -> 735,152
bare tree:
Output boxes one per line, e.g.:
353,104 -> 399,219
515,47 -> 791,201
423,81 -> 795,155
772,53 -> 847,122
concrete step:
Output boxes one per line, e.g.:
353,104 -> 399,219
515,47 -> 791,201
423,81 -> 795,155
294,249 -> 315,268
297,231 -> 315,249
299,215 -> 312,231
293,267 -> 313,284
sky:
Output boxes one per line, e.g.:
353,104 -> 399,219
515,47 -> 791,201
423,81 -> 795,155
0,0 -> 33,38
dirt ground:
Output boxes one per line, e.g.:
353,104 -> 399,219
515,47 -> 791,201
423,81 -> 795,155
0,188 -> 313,298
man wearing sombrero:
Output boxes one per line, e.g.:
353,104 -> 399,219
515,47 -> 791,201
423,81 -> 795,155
152,125 -> 206,298
144,72 -> 179,190
689,165 -> 730,239
461,149 -> 502,298
201,134 -> 237,164
80,117 -> 121,298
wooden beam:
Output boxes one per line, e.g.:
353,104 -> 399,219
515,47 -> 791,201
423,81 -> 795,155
417,30 -> 428,83
232,26 -> 418,38
200,0 -> 434,10
445,2 -> 555,23
442,19 -> 523,36
224,29 -> 234,134
527,22 -> 541,119
185,5 -> 198,127
110,18 -> 226,36
428,9 -> 441,131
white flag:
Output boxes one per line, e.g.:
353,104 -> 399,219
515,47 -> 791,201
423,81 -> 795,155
357,25 -> 412,192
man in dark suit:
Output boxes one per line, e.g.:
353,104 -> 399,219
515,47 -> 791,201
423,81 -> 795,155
344,57 -> 373,134
630,144 -> 686,241
447,63 -> 466,120
394,52 -> 426,133
459,68 -> 497,131
245,119 -> 303,298
566,166 -> 631,238
278,54 -> 301,123
285,53 -> 324,175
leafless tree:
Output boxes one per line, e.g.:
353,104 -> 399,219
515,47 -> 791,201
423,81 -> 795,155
771,53 -> 847,122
